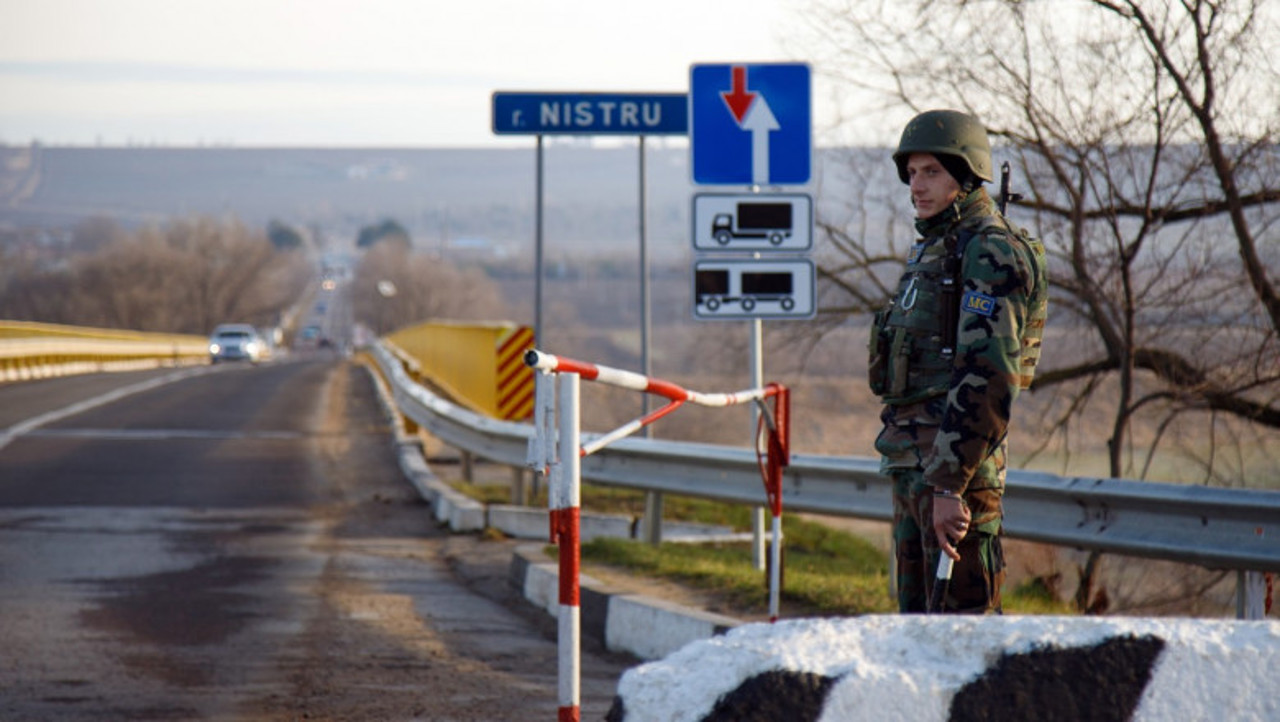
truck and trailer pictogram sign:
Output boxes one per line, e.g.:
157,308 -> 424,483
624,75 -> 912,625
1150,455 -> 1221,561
693,259 -> 815,319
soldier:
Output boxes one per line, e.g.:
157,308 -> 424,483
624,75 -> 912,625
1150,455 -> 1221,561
868,110 -> 1049,613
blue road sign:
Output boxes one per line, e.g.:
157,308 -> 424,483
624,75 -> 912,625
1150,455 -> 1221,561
492,92 -> 688,135
690,63 -> 811,186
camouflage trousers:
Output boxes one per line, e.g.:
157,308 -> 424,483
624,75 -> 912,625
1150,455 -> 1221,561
890,468 -> 1005,614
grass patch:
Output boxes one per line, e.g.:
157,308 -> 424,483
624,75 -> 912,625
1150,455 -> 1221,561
582,514 -> 896,617
1006,576 -> 1078,615
449,478 -> 1075,616
448,477 -> 755,527
448,478 -> 511,505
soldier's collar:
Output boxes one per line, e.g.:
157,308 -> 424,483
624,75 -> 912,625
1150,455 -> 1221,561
914,188 -> 995,238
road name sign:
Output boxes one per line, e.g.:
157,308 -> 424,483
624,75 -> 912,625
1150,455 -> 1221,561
492,92 -> 688,135
693,258 -> 815,320
692,193 -> 812,252
690,63 -> 811,185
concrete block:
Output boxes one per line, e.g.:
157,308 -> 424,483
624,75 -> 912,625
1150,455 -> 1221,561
606,594 -> 740,661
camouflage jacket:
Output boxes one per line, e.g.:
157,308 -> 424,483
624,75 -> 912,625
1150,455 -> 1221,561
870,189 -> 1048,494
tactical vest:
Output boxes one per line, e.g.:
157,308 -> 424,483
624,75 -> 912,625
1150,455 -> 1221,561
869,219 -> 1047,406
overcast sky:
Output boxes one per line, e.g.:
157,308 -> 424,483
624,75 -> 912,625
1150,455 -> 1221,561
0,0 -> 816,148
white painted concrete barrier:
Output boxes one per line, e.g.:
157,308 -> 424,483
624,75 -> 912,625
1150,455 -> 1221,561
607,615 -> 1280,722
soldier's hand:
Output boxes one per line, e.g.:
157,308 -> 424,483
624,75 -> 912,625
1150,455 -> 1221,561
933,493 -> 971,562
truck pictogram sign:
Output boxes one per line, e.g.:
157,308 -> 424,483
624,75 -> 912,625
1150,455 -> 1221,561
692,193 -> 812,251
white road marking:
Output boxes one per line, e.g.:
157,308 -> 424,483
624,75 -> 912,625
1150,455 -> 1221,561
0,367 -> 212,453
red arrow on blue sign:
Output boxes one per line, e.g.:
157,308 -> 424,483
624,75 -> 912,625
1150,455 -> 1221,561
720,66 -> 756,125
691,62 -> 811,185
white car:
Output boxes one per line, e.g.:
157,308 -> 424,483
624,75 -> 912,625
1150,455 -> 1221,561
208,324 -> 266,364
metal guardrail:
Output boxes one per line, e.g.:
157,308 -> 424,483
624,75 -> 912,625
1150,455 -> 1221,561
0,321 -> 209,382
372,342 -> 1280,581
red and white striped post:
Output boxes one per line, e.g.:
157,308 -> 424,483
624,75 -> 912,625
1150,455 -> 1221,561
760,384 -> 789,622
554,372 -> 581,721
529,366 -> 582,721
525,349 -> 790,719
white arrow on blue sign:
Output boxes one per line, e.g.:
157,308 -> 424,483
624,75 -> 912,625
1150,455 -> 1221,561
690,63 -> 811,186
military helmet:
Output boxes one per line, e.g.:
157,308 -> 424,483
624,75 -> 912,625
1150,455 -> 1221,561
893,109 -> 993,185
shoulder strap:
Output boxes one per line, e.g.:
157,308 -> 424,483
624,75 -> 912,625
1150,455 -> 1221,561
963,215 -> 1043,290
939,228 -> 975,358
940,217 -> 1033,357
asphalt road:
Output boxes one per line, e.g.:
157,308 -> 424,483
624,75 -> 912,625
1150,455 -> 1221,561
0,356 -> 633,721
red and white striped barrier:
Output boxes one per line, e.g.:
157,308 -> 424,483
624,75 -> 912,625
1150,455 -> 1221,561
524,349 -> 790,722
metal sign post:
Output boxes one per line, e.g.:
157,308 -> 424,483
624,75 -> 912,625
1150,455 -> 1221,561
535,135 -> 544,347
750,318 -> 766,571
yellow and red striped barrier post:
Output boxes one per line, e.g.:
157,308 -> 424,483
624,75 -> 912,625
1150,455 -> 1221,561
384,321 -> 534,420
496,325 -> 535,420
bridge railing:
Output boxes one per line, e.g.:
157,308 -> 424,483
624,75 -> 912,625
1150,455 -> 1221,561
370,341 -> 1279,617
0,320 -> 209,382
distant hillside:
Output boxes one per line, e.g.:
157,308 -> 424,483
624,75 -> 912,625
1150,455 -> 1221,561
0,145 -> 685,255
0,144 -> 898,259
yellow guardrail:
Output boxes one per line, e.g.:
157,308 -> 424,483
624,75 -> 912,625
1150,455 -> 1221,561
384,320 -> 535,420
0,320 -> 210,382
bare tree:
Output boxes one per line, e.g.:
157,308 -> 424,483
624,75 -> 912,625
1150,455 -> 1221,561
351,242 -> 507,335
796,0 -> 1280,611
151,216 -> 308,332
0,215 -> 309,334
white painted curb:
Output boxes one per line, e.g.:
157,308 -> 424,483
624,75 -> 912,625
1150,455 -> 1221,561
510,544 -> 741,661
606,594 -> 741,661
395,442 -> 486,532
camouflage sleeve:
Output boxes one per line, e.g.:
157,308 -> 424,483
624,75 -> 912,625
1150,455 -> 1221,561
923,230 -> 1036,493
